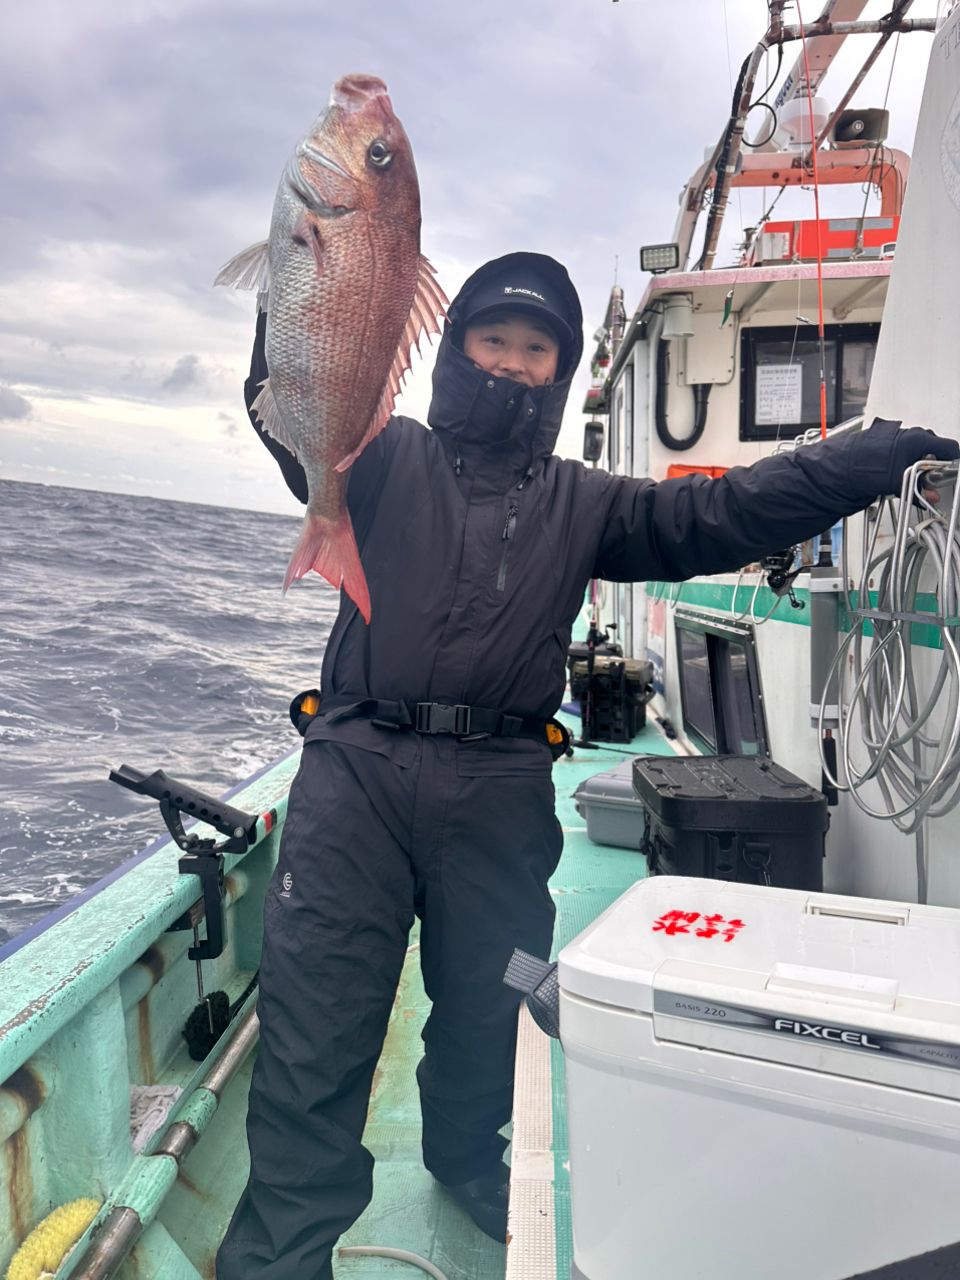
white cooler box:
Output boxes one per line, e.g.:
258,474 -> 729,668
559,877 -> 960,1280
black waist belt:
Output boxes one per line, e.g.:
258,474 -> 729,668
334,697 -> 545,741
290,690 -> 553,744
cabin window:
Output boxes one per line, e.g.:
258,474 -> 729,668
739,323 -> 879,442
841,340 -> 876,420
676,615 -> 768,755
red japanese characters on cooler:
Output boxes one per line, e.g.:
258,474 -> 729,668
558,877 -> 960,1280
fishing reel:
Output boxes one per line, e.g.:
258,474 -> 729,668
761,548 -> 805,610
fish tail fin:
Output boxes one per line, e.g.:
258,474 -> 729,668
283,510 -> 371,623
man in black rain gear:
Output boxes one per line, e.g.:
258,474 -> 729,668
217,252 -> 958,1280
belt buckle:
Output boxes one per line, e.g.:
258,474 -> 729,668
416,702 -> 472,735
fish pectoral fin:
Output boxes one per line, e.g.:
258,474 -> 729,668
333,255 -> 449,474
214,241 -> 271,293
251,378 -> 301,460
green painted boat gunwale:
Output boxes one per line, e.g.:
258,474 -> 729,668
0,752 -> 300,1280
0,753 -> 298,1082
647,577 -> 951,650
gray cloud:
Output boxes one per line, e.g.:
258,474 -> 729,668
0,385 -> 31,420
0,0 -> 935,506
161,353 -> 204,394
0,2 -> 728,270
0,0 -> 726,391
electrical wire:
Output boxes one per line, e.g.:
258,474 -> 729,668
819,462 -> 960,841
754,586 -> 788,625
743,39 -> 784,150
721,0 -> 746,234
743,102 -> 779,149
339,1247 -> 449,1279
795,0 -> 829,438
731,571 -> 768,624
693,50 -> 753,271
731,567 -> 755,621
750,38 -> 784,111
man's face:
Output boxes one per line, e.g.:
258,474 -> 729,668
463,312 -> 560,388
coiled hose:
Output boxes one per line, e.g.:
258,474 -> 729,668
819,462 -> 960,855
655,340 -> 710,451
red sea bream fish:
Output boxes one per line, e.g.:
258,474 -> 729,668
216,74 -> 447,621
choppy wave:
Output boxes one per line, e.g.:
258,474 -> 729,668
0,478 -> 338,945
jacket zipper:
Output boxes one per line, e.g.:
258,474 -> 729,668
497,503 -> 519,592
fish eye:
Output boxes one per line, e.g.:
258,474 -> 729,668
367,139 -> 392,168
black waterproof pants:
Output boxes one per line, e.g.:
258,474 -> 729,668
216,731 -> 561,1279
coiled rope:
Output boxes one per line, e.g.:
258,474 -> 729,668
819,462 -> 960,853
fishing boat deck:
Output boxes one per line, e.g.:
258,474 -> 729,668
0,715 -> 673,1280
329,715 -> 674,1280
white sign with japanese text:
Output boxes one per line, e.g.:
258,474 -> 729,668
756,363 -> 803,425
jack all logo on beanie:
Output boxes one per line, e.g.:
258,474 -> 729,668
458,269 -> 575,349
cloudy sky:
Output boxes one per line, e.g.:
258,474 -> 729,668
0,0 -> 940,514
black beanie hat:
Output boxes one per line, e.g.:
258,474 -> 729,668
457,264 -> 575,347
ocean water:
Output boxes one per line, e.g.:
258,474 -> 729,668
0,478 -> 338,946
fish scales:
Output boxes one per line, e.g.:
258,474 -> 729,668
216,73 -> 447,621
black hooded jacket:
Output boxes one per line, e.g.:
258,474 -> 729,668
247,253 -> 937,740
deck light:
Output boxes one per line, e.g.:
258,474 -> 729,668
640,242 -> 680,274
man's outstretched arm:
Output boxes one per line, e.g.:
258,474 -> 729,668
594,417 -> 959,583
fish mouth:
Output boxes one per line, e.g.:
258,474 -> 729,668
332,74 -> 388,109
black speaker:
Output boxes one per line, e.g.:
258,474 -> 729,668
583,420 -> 605,463
833,108 -> 890,148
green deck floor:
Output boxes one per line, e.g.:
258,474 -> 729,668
334,716 -> 675,1280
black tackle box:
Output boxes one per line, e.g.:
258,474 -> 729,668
569,655 -> 653,743
632,754 -> 828,890
566,638 -> 623,673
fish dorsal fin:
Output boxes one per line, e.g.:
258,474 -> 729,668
214,241 -> 272,305
251,377 -> 301,460
334,255 -> 449,472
